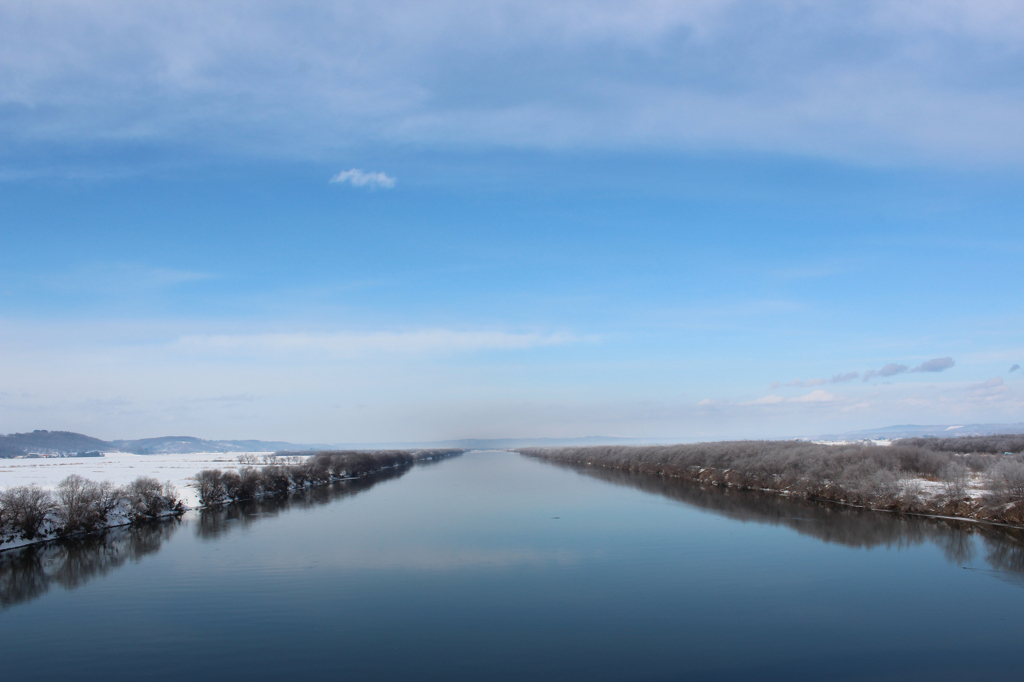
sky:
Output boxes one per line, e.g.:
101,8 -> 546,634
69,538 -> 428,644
2,0 -> 1023,443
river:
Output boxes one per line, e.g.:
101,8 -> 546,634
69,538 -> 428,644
2,450 -> 1023,681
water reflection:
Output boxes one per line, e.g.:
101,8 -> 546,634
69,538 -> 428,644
5,456 -> 1024,614
559,462 -> 1024,581
195,464 -> 411,539
1,519 -> 179,609
0,464 -> 413,609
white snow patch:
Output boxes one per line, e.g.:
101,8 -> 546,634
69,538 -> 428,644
0,451 -> 303,508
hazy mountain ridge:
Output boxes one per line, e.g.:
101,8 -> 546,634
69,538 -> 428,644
109,436 -> 329,455
818,423 -> 1024,441
0,431 -> 110,457
0,431 -> 324,457
5,425 -> 1024,458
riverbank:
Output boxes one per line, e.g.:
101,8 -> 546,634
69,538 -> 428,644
192,449 -> 464,507
1,449 -> 463,552
517,440 -> 1024,528
0,451 -> 285,508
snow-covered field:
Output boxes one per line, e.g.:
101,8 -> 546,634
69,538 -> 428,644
0,452 -> 282,508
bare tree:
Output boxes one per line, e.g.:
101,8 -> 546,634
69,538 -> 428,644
55,474 -> 106,533
940,461 -> 970,502
124,477 -> 170,519
987,459 -> 1024,503
194,469 -> 228,507
0,485 -> 55,540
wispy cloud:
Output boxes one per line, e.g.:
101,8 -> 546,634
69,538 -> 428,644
7,2 -> 1024,169
175,329 -> 579,357
863,357 -> 954,381
751,394 -> 786,405
965,377 -> 1009,400
771,371 -> 858,389
743,390 -> 837,406
790,390 -> 838,404
911,356 -> 955,373
1011,364 -> 1021,373
189,393 -> 258,403
330,169 -> 395,189
863,363 -> 909,382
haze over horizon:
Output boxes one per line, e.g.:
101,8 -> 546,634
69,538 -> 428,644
2,1 -> 1022,442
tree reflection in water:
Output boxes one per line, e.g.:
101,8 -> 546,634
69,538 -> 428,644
194,464 -> 411,539
1,520 -> 179,609
1,464 -> 413,609
553,461 -> 1024,583
5,458 -> 1023,610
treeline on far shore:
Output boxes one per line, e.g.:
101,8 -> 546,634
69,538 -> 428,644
1,476 -> 184,547
193,449 -> 464,506
518,435 -> 1024,526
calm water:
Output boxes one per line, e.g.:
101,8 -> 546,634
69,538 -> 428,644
3,450 -> 1024,681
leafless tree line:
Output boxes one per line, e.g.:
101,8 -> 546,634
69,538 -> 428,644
194,449 -> 463,506
562,461 -> 1024,582
895,434 -> 1024,455
0,475 -> 184,545
1,518 -> 179,609
194,464 -> 412,540
518,438 -> 1024,525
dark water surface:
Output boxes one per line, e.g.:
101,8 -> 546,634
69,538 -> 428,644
3,450 -> 1024,681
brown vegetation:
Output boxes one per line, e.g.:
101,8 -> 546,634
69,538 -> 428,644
0,476 -> 185,548
193,449 -> 463,506
518,437 -> 1024,527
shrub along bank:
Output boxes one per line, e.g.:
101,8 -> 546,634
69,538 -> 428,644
192,449 -> 464,507
518,438 -> 1024,526
1,475 -> 184,549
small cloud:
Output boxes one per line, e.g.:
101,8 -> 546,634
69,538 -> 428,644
863,363 -> 908,382
863,357 -> 954,381
965,377 -> 1009,400
790,390 -> 837,403
175,329 -> 579,357
911,356 -> 955,373
775,371 -> 856,388
752,394 -> 786,405
1010,364 -> 1021,373
146,268 -> 215,285
190,393 -> 257,403
330,169 -> 395,189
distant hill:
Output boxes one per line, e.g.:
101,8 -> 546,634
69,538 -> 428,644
0,432 -> 666,457
0,431 -> 319,457
313,436 -> 667,451
6,426 -> 1024,459
818,423 -> 1024,440
0,430 -> 111,457
108,436 -> 320,455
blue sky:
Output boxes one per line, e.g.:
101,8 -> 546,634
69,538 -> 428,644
2,1 -> 1023,442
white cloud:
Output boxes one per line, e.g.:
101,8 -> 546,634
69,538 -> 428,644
911,356 -> 955,373
174,329 -> 578,357
6,1 -> 1024,168
790,390 -> 838,404
744,390 -> 838,406
329,169 -> 395,189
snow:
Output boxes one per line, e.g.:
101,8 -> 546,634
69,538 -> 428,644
0,451 -> 292,508
902,473 -> 988,501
